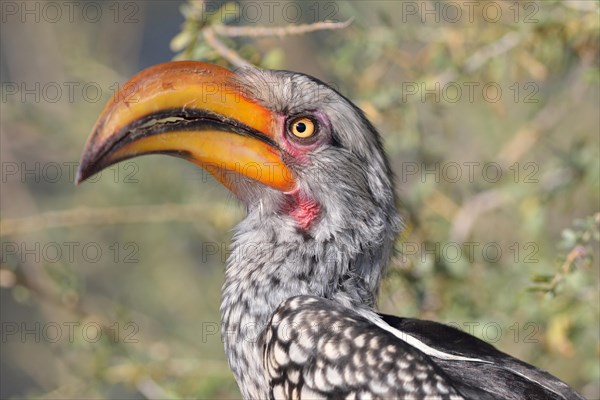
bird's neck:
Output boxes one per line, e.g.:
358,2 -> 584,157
220,197 -> 397,397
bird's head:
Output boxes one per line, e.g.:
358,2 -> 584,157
78,62 -> 400,303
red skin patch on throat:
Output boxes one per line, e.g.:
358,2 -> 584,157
285,190 -> 321,230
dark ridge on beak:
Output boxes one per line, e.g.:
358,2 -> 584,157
76,108 -> 279,185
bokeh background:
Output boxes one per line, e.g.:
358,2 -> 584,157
1,1 -> 599,398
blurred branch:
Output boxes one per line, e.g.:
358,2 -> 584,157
202,28 -> 252,68
175,11 -> 353,68
449,190 -> 512,243
7,265 -> 85,318
497,54 -> 595,168
213,19 -> 353,38
2,262 -> 171,399
0,204 -> 229,237
450,54 -> 595,242
383,31 -> 525,106
547,246 -> 589,291
136,377 -> 170,400
5,263 -> 144,354
432,31 -> 522,86
463,32 -> 521,74
530,213 -> 600,294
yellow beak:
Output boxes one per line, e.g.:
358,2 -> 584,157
76,61 -> 295,192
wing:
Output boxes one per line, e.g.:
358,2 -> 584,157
263,296 -> 467,399
263,296 -> 584,400
381,314 -> 585,400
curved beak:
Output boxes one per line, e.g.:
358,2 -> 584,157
76,61 -> 295,192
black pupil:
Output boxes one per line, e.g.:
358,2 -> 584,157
296,122 -> 306,133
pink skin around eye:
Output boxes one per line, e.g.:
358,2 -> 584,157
277,111 -> 330,162
277,112 -> 329,230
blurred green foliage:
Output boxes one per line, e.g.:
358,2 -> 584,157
1,1 -> 598,399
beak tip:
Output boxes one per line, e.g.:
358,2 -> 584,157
74,170 -> 84,185
76,136 -> 106,185
75,153 -> 96,185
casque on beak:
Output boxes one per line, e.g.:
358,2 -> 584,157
76,61 -> 295,192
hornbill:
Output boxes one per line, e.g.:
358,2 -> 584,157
77,61 -> 584,400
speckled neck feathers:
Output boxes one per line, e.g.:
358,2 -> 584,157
218,67 -> 401,399
221,181 -> 399,398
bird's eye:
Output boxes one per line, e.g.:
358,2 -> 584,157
288,117 -> 316,139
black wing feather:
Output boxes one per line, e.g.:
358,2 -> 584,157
381,314 -> 585,400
